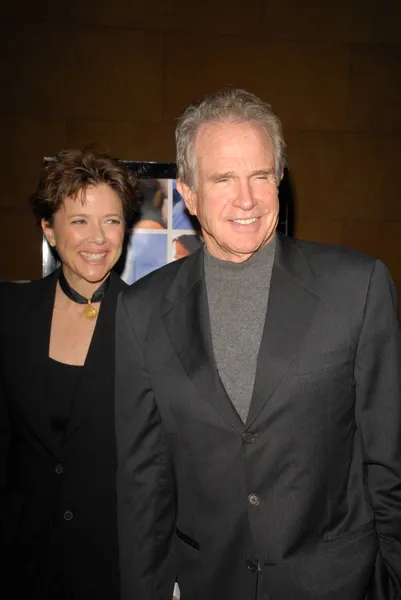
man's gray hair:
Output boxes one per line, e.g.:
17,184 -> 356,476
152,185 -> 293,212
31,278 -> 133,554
175,88 -> 286,190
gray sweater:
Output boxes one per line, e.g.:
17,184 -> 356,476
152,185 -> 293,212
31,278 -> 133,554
204,237 -> 276,423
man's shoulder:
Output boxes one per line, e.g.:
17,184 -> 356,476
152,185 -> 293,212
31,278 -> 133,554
294,237 -> 377,273
118,256 -> 194,337
289,238 -> 391,305
122,255 -> 189,302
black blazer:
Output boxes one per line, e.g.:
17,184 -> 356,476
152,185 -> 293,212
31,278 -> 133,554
115,233 -> 401,600
0,269 -> 127,599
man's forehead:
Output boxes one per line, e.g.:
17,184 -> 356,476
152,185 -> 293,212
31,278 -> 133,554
195,120 -> 271,150
194,120 -> 274,167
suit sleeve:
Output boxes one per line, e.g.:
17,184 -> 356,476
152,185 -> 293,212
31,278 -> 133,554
115,291 -> 176,600
354,259 -> 401,586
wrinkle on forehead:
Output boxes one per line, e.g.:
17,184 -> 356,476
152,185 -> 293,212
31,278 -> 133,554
195,121 -> 275,185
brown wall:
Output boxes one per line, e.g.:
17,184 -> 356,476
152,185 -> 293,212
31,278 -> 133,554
1,0 -> 400,301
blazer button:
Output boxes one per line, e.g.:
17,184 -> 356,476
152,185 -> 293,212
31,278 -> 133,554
63,510 -> 74,521
246,559 -> 258,572
248,493 -> 260,506
55,463 -> 64,475
242,432 -> 255,444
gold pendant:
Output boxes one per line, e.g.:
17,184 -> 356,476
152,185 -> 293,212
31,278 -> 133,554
84,300 -> 97,320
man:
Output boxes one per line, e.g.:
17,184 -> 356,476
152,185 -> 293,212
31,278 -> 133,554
115,89 -> 401,600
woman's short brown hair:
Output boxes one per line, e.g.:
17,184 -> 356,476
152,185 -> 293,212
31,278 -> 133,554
29,148 -> 139,227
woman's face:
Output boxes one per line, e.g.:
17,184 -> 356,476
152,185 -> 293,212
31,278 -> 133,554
42,184 -> 125,288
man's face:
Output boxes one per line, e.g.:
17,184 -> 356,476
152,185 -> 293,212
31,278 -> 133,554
178,121 -> 279,263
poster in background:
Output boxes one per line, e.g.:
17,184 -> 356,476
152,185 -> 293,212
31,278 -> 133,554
119,171 -> 202,285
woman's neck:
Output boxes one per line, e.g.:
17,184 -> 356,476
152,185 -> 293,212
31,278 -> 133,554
61,267 -> 109,299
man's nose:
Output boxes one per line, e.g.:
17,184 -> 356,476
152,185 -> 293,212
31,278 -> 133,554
232,180 -> 257,210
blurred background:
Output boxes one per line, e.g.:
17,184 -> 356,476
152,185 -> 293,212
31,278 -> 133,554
0,0 -> 400,302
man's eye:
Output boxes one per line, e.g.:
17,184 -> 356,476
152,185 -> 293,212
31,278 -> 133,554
106,219 -> 122,225
71,220 -> 85,225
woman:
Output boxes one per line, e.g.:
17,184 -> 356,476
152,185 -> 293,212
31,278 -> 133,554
0,148 -> 138,599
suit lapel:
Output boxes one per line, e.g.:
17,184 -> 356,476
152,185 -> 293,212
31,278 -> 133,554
64,272 -> 126,443
162,236 -> 320,429
162,250 -> 244,430
246,234 -> 320,426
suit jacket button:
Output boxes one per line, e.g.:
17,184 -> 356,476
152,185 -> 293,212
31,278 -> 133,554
63,510 -> 74,521
242,432 -> 255,444
246,559 -> 258,572
248,493 -> 260,506
55,463 -> 64,475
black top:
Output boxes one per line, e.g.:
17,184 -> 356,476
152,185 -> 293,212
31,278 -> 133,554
46,357 -> 82,441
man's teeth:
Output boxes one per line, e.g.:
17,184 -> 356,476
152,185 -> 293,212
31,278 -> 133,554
80,252 -> 106,260
233,218 -> 257,224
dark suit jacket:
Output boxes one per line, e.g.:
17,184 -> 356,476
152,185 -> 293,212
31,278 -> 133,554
115,233 -> 401,600
0,269 -> 127,599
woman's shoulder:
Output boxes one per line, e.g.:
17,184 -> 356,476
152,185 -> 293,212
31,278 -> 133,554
1,279 -> 34,304
0,273 -> 56,314
108,270 -> 129,298
110,270 -> 129,289
1,276 -> 47,297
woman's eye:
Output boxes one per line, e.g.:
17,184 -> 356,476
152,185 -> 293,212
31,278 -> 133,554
106,219 -> 122,225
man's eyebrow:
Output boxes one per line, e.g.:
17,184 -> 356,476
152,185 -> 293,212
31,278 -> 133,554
208,168 -> 275,181
208,171 -> 236,181
251,168 -> 275,177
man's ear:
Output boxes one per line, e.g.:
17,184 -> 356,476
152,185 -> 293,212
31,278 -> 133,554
176,179 -> 197,216
41,218 -> 56,247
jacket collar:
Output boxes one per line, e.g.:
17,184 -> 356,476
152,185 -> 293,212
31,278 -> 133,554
161,234 -> 320,429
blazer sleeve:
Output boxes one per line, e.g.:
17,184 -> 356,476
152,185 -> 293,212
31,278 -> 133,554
0,284 -> 11,545
115,291 -> 176,600
354,259 -> 401,586
0,369 -> 11,547
0,364 -> 10,494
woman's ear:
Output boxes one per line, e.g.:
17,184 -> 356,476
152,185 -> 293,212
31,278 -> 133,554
41,219 -> 56,247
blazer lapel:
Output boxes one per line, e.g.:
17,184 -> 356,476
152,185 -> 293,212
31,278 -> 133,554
64,272 -> 126,443
162,250 -> 244,430
18,270 -> 60,458
246,234 -> 320,426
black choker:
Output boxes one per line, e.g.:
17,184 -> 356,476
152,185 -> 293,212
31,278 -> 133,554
58,270 -> 109,320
